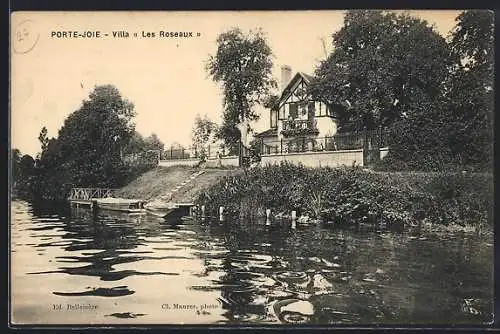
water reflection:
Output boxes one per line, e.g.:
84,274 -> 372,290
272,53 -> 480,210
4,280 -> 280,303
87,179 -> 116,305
11,200 -> 493,325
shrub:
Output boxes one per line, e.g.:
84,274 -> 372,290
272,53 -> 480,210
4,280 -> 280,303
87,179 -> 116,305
419,172 -> 493,227
195,163 -> 410,226
195,162 -> 492,231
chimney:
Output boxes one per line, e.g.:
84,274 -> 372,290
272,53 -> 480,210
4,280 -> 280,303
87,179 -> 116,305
280,65 -> 292,92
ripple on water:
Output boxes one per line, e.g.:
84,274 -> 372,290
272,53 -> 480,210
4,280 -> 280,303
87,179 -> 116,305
151,247 -> 183,251
11,200 -> 494,325
53,286 -> 135,297
269,298 -> 314,324
178,230 -> 196,235
105,312 -> 146,319
275,271 -> 310,285
192,249 -> 230,257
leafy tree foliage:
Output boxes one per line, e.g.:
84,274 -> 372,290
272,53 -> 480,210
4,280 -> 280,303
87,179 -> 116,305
125,132 -> 165,154
309,10 -> 451,132
248,137 -> 263,162
38,126 -> 49,153
262,94 -> 280,109
191,114 -> 219,159
144,133 -> 164,151
450,10 -> 494,74
206,28 -> 276,152
385,10 -> 494,170
32,85 -> 137,199
312,10 -> 493,171
217,111 -> 241,155
124,131 -> 148,154
11,148 -> 21,183
442,10 -> 494,168
11,148 -> 35,199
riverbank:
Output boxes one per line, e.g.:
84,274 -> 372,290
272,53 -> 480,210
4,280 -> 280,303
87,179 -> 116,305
114,165 -> 241,203
194,163 -> 493,234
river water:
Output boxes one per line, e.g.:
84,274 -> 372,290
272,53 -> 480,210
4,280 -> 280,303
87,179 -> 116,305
10,200 -> 493,326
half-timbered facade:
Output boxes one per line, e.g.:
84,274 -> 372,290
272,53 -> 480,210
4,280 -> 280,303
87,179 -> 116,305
255,69 -> 338,155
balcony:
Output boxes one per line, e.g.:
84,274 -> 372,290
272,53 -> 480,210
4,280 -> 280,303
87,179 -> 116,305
281,119 -> 319,137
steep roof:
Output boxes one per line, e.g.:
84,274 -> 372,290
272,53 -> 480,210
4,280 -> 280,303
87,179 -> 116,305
257,72 -> 316,138
272,72 -> 314,109
299,72 -> 314,83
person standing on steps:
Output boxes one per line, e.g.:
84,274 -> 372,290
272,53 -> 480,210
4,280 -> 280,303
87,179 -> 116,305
216,151 -> 222,168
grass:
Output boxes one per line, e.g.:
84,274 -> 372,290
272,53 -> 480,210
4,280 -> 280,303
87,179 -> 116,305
114,165 -> 240,202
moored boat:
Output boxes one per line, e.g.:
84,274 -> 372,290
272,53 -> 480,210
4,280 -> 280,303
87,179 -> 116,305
144,199 -> 192,219
95,197 -> 146,213
146,207 -> 178,218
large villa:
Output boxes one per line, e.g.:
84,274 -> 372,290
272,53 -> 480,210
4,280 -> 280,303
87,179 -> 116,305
255,65 -> 339,155
158,65 -> 389,168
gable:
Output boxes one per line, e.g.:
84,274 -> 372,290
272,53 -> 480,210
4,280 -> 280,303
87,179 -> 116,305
277,72 -> 312,109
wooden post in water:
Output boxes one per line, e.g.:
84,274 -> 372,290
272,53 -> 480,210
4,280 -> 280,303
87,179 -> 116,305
266,209 -> 271,226
291,210 -> 297,229
219,206 -> 224,222
92,200 -> 98,218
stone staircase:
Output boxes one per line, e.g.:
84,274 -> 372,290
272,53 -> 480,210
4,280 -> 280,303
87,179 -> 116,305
158,170 -> 205,202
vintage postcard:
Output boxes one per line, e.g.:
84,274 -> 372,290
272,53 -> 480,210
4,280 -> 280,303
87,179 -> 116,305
10,10 -> 494,326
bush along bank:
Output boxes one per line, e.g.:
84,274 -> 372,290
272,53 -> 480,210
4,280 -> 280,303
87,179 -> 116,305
194,162 -> 493,233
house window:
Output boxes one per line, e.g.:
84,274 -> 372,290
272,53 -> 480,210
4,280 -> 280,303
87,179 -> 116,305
300,103 -> 308,117
307,102 -> 315,120
289,102 -> 298,119
326,104 -> 333,117
279,105 -> 285,120
270,109 -> 277,128
317,102 -> 333,117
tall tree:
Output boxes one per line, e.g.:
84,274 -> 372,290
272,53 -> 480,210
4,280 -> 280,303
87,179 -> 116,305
375,10 -> 494,171
450,10 -> 494,75
441,10 -> 494,168
206,28 -> 276,153
38,126 -> 49,152
191,114 -> 219,159
34,85 -> 136,199
308,10 -> 451,131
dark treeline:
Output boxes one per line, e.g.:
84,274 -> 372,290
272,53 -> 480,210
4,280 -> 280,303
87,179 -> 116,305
308,10 -> 493,171
11,149 -> 36,200
12,85 -> 164,201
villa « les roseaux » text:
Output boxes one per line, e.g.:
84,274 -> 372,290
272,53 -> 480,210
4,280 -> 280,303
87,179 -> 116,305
50,30 -> 201,38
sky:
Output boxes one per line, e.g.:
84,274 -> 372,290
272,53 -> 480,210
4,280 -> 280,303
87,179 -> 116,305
11,10 -> 462,157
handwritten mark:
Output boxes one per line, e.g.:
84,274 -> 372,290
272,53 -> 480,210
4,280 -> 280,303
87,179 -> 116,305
13,19 -> 40,54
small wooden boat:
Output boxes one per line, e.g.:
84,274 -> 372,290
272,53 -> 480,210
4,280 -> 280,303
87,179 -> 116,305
146,207 -> 178,218
144,200 -> 191,219
144,200 -> 178,218
95,197 -> 146,213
